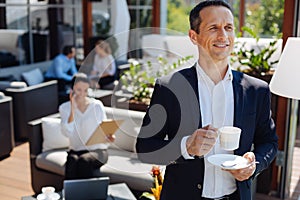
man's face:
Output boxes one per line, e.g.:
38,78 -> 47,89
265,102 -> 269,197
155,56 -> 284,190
69,48 -> 76,59
190,6 -> 235,62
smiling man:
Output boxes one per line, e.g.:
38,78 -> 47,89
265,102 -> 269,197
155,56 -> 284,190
136,1 -> 278,200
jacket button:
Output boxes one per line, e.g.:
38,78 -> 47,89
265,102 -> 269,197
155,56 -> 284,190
197,184 -> 202,190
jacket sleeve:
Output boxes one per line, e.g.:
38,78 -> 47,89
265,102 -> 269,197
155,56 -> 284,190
252,86 -> 278,176
136,77 -> 194,165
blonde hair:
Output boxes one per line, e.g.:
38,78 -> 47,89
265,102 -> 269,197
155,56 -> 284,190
95,40 -> 112,55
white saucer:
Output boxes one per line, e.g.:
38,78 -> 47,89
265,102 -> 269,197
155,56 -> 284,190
37,192 -> 60,200
207,154 -> 249,170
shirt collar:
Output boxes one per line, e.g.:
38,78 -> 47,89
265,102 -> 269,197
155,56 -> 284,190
196,62 -> 233,84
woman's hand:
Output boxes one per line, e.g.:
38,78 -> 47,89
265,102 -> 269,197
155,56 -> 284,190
67,90 -> 77,123
69,90 -> 77,108
106,135 -> 115,143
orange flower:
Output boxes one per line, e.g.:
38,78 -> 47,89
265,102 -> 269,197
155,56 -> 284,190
151,166 -> 163,186
151,166 -> 160,176
141,166 -> 164,200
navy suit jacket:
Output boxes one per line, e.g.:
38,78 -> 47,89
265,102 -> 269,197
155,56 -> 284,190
136,65 -> 278,200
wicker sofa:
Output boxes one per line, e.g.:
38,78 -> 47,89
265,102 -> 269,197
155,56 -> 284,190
28,106 -> 163,194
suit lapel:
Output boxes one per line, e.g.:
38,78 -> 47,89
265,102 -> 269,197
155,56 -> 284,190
185,64 -> 202,128
232,71 -> 244,154
184,68 -> 245,131
232,71 -> 244,127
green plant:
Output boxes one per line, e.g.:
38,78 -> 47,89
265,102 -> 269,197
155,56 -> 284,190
120,63 -> 153,104
231,26 -> 281,76
120,55 -> 193,103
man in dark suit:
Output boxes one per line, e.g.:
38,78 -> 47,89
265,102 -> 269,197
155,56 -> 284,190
136,1 -> 278,200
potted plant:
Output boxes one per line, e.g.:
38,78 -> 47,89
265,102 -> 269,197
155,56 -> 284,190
231,26 -> 281,83
117,56 -> 193,111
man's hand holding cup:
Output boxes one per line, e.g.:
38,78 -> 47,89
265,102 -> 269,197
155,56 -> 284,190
186,125 -> 218,157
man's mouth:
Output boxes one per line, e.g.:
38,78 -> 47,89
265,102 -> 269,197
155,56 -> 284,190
213,44 -> 229,48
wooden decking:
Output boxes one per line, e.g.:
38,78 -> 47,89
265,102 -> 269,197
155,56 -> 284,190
0,141 -> 299,200
0,142 -> 34,200
289,137 -> 300,200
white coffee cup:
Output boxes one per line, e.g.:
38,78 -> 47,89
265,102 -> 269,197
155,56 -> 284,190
42,186 -> 55,194
218,126 -> 241,150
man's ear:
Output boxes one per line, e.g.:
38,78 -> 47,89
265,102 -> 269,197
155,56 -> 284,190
189,29 -> 198,45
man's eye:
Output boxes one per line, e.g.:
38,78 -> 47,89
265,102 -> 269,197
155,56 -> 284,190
226,26 -> 233,31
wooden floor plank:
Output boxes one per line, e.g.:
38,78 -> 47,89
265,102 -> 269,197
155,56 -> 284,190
0,142 -> 34,199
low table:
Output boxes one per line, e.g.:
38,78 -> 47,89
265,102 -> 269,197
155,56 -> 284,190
88,89 -> 113,107
21,183 -> 137,200
107,183 -> 137,200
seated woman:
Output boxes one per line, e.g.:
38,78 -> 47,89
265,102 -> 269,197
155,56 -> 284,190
90,40 -> 116,88
59,73 -> 114,180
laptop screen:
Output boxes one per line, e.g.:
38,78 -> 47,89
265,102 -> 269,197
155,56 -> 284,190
63,177 -> 110,200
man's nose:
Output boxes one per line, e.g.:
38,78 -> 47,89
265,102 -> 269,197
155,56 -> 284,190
217,28 -> 227,40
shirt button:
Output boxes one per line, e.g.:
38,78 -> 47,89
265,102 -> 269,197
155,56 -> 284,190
197,184 -> 202,190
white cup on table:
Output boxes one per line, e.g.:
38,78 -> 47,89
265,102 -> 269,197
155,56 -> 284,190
38,186 -> 59,200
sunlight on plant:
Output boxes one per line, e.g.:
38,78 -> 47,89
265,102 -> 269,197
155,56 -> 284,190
231,26 -> 281,76
120,55 -> 193,103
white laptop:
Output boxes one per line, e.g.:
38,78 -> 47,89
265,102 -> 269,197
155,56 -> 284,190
63,177 -> 110,200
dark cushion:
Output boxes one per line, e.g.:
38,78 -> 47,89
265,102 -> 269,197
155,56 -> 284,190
0,75 -> 16,82
21,68 -> 44,86
0,81 -> 11,91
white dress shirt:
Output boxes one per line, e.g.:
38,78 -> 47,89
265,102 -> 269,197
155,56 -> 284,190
181,63 -> 237,198
59,98 -> 109,151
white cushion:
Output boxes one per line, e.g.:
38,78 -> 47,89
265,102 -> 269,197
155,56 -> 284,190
0,92 -> 4,99
41,117 -> 69,152
164,35 -> 198,59
104,107 -> 144,152
109,120 -> 140,152
36,149 -> 67,176
10,81 -> 27,88
141,34 -> 167,57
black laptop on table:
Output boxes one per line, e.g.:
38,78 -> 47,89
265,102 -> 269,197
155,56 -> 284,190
63,177 -> 110,200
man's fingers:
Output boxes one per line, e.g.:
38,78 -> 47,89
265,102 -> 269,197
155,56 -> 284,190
225,161 -> 257,181
194,129 -> 218,139
243,152 -> 255,163
203,124 -> 218,132
186,125 -> 218,157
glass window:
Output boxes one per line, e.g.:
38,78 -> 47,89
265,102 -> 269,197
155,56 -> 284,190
0,0 -> 82,66
127,0 -> 152,29
243,0 -> 284,37
126,0 -> 152,58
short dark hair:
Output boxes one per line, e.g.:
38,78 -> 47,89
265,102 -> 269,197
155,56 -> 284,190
62,45 -> 75,56
189,0 -> 233,34
71,73 -> 89,89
